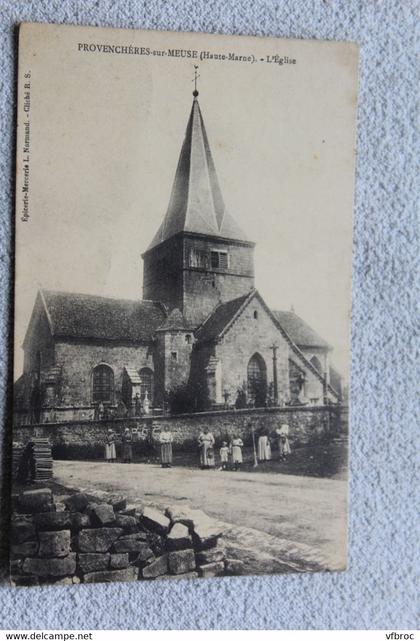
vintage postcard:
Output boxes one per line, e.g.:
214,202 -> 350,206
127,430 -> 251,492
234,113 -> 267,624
11,22 -> 358,586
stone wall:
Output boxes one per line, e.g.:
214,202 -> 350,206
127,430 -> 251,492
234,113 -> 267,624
15,338 -> 157,425
55,339 -> 154,407
13,405 -> 344,460
161,330 -> 195,395
214,295 -> 291,403
182,233 -> 255,327
142,234 -> 184,315
10,487 -> 234,586
142,232 -> 255,327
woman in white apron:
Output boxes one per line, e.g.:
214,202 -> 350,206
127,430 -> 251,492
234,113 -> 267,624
198,428 -> 215,469
159,429 -> 173,468
230,436 -> 244,471
258,431 -> 271,462
105,429 -> 116,462
276,423 -> 291,460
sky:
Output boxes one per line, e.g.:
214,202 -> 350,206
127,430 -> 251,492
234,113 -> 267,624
15,24 -> 358,380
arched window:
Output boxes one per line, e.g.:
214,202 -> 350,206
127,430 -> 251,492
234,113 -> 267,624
92,364 -> 114,404
310,355 -> 323,374
247,353 -> 267,407
139,367 -> 154,404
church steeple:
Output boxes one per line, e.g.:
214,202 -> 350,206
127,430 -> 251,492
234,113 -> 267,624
147,88 -> 248,251
142,82 -> 255,327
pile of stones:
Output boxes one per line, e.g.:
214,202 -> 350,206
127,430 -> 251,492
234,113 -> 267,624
10,487 -> 238,586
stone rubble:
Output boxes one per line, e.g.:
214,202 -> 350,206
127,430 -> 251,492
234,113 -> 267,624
10,487 -> 231,586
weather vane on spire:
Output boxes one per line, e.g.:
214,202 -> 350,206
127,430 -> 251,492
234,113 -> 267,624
192,65 -> 200,97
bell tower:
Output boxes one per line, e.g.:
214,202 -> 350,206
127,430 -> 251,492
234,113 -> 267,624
142,81 -> 255,327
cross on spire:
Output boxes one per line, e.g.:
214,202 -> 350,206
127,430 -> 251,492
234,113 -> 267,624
146,79 -> 249,250
192,65 -> 200,97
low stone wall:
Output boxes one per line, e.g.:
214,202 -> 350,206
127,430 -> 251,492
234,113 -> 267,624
13,405 -> 345,460
10,487 -> 236,586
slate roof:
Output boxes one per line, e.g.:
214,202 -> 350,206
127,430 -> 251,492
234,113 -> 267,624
272,310 -> 330,349
147,96 -> 249,251
195,293 -> 251,343
195,293 -> 330,350
40,290 -> 166,343
157,308 -> 190,331
124,368 -> 142,384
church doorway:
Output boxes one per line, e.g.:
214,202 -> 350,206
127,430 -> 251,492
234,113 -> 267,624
247,353 -> 267,407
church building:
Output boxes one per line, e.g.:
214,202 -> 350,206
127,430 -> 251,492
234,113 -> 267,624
14,88 -> 341,424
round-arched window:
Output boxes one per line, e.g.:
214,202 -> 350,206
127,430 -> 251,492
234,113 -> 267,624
92,364 -> 114,403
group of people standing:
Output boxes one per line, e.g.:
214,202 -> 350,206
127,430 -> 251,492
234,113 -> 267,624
198,428 -> 244,471
257,423 -> 291,462
104,427 -> 133,463
104,422 -> 291,468
105,426 -> 171,466
197,423 -> 291,471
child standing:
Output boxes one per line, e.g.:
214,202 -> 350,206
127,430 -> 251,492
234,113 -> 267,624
219,441 -> 229,470
276,423 -> 291,460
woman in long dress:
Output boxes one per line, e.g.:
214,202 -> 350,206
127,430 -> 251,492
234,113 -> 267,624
159,429 -> 173,468
122,427 -> 133,463
276,423 -> 291,460
198,428 -> 215,469
105,429 -> 116,463
266,437 -> 272,461
257,431 -> 271,462
230,436 -> 244,471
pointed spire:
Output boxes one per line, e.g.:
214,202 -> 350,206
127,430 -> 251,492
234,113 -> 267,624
147,88 -> 248,250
